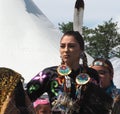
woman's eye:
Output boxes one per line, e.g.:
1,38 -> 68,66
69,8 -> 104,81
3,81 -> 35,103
70,45 -> 75,48
60,45 -> 65,48
69,45 -> 75,48
60,44 -> 75,48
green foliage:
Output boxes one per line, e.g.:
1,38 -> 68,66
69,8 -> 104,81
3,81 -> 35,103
84,18 -> 120,59
111,46 -> 120,58
58,18 -> 120,59
58,22 -> 73,33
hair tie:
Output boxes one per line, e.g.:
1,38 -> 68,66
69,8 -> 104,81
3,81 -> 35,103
33,98 -> 50,108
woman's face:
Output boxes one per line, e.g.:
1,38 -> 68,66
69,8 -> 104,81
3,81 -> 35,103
91,65 -> 112,88
60,35 -> 82,66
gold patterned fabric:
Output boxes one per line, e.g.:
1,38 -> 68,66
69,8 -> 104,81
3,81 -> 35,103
0,67 -> 23,114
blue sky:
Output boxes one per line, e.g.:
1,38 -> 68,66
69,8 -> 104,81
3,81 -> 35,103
33,0 -> 120,29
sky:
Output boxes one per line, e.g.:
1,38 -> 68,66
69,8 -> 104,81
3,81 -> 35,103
33,0 -> 120,29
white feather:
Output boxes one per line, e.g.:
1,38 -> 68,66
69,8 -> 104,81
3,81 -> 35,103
73,8 -> 84,34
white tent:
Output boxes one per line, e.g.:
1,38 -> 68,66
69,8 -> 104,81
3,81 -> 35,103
0,0 -> 93,82
110,57 -> 120,88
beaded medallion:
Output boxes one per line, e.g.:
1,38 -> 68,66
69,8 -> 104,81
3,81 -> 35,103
57,65 -> 72,76
76,73 -> 90,85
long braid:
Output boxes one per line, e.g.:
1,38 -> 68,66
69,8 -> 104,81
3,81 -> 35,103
82,52 -> 88,73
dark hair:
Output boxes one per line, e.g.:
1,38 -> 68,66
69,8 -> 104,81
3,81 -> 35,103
75,0 -> 84,10
61,31 -> 84,51
92,58 -> 114,76
14,81 -> 29,114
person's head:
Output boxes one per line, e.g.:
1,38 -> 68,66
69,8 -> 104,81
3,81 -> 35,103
0,67 -> 34,114
60,31 -> 84,67
33,98 -> 51,114
91,58 -> 114,89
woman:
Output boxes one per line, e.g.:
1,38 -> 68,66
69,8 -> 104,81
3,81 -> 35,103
26,31 -> 113,114
0,67 -> 35,114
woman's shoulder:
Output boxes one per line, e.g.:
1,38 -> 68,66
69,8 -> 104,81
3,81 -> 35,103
42,66 -> 58,74
43,66 -> 58,71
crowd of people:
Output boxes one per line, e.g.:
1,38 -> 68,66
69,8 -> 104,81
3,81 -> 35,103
0,30 -> 120,114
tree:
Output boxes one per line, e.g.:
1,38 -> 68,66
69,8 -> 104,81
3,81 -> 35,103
58,18 -> 120,59
85,18 -> 120,59
58,22 -> 73,33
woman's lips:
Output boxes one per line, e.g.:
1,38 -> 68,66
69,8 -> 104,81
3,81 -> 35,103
64,55 -> 70,58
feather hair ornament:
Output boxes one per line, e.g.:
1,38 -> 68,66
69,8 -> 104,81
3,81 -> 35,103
73,0 -> 84,35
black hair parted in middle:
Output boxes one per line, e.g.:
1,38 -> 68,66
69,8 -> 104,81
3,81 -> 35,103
61,31 -> 84,51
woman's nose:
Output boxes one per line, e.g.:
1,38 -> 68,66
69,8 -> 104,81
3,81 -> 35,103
64,46 -> 68,51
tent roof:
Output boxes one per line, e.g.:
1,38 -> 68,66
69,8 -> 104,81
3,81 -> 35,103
0,0 -> 93,82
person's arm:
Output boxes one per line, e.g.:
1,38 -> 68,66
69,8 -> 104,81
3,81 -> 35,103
26,69 -> 50,102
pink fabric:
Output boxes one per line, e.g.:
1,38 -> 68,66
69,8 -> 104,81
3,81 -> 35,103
33,98 -> 50,108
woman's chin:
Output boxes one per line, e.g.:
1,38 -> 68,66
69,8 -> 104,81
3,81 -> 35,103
64,61 -> 72,66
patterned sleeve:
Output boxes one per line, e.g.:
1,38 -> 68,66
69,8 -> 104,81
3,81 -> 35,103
26,70 -> 50,102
